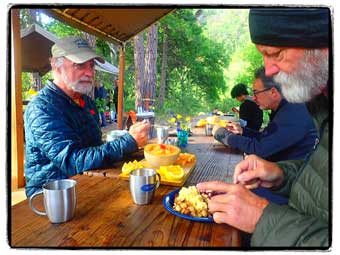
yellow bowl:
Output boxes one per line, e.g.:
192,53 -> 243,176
144,144 -> 181,168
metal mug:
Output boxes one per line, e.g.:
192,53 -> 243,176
29,179 -> 77,223
156,126 -> 169,144
205,123 -> 214,136
129,168 -> 161,205
106,130 -> 128,142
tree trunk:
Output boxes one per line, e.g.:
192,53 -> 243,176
158,26 -> 168,109
109,43 -> 118,65
134,32 -> 145,111
144,24 -> 158,111
32,72 -> 42,91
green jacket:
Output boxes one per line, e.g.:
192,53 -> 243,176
251,94 -> 329,247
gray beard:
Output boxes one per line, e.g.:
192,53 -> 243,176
274,49 -> 328,103
61,69 -> 93,95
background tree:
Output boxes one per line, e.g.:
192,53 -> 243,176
143,23 -> 158,111
20,8 -> 264,121
20,9 -> 44,97
158,26 -> 169,109
155,9 -> 227,116
134,32 -> 145,111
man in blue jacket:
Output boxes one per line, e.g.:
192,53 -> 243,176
214,67 -> 317,162
24,36 -> 150,197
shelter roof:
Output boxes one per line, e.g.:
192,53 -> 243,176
42,8 -> 175,45
21,23 -> 58,75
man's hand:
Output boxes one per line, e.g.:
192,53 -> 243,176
197,181 -> 269,233
129,120 -> 150,147
212,123 -> 221,136
233,154 -> 284,189
226,121 -> 243,135
231,107 -> 239,114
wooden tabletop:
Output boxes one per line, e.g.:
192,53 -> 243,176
10,127 -> 244,248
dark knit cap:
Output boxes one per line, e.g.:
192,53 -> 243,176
249,8 -> 330,48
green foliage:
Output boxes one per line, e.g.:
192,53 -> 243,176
149,9 -> 263,116
21,72 -> 32,100
202,9 -> 264,115
156,9 -> 227,113
96,38 -> 114,63
94,98 -> 106,113
44,21 -> 81,38
20,8 -> 266,123
20,9 -> 34,29
109,8 -> 263,118
21,72 -> 53,100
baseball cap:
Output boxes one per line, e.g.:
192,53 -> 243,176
52,36 -> 105,64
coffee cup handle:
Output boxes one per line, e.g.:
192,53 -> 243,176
155,173 -> 161,189
29,190 -> 47,216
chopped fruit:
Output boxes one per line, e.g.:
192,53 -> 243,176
206,116 -> 220,125
144,144 -> 180,156
164,165 -> 184,181
121,160 -> 145,175
157,165 -> 184,181
196,119 -> 207,127
175,153 -> 196,166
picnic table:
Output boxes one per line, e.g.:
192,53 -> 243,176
10,127 -> 244,248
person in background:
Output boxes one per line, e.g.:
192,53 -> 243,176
214,67 -> 317,162
24,36 -> 150,197
198,8 -> 330,247
94,81 -> 108,127
113,79 -> 119,121
210,107 -> 220,116
230,83 -> 263,131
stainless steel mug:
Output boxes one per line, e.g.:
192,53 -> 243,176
156,126 -> 169,144
29,179 -> 77,223
205,123 -> 214,136
129,168 -> 161,205
106,130 -> 128,142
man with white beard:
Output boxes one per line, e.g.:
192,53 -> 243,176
24,36 -> 150,197
197,8 -> 330,247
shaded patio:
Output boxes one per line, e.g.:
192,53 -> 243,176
11,7 -> 175,190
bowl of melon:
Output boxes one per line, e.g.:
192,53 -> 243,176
144,144 -> 181,169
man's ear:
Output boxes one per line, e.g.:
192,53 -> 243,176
51,57 -> 64,71
272,87 -> 281,99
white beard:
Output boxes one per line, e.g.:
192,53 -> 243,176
61,69 -> 94,95
274,49 -> 328,103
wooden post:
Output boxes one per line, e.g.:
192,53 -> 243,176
11,9 -> 25,190
117,45 -> 125,129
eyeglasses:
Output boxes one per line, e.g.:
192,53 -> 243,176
252,87 -> 272,96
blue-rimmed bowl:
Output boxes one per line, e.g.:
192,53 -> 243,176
163,188 -> 213,222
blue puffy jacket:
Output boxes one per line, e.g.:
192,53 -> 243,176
24,82 -> 138,197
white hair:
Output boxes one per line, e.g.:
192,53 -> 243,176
54,57 -> 64,68
60,69 -> 93,94
274,49 -> 328,103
